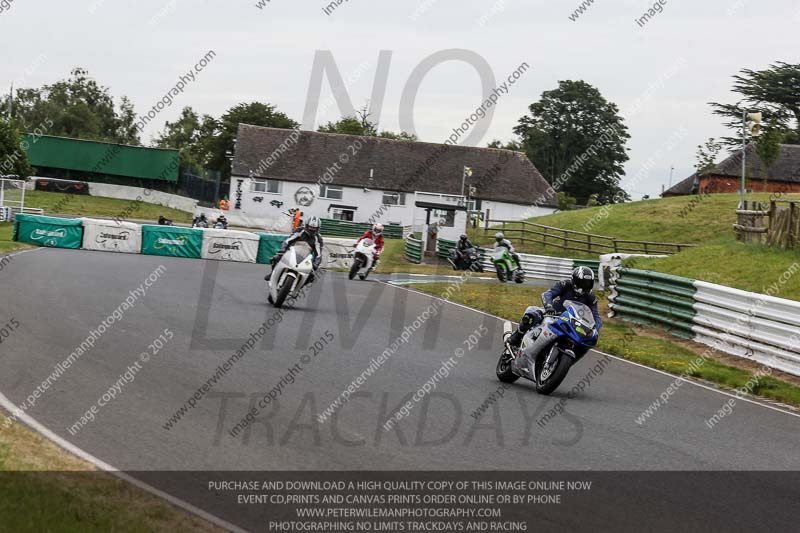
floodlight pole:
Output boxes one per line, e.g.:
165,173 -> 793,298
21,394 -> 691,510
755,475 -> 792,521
741,109 -> 747,207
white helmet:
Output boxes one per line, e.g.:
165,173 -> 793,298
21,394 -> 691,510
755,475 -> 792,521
372,223 -> 384,236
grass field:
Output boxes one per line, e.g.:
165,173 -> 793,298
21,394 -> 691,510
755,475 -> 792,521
410,281 -> 800,407
467,193 -> 800,300
0,413 -> 219,532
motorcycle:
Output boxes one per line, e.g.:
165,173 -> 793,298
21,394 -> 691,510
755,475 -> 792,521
492,246 -> 525,283
267,242 -> 315,308
192,217 -> 209,229
349,238 -> 377,280
448,246 -> 484,272
496,301 -> 599,395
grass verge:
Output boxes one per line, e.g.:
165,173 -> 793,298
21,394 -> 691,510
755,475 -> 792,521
0,412 -> 220,532
409,281 -> 800,407
378,239 -> 494,277
23,190 -> 193,224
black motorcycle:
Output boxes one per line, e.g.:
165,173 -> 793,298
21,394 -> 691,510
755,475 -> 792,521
448,247 -> 484,272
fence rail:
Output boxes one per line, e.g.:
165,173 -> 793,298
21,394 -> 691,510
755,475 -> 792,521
608,267 -> 800,376
437,239 -> 599,281
483,219 -> 694,255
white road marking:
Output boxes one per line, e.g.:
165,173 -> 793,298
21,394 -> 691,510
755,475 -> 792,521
380,280 -> 800,421
0,391 -> 247,533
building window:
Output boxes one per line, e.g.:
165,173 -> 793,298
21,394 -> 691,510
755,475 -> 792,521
250,178 -> 280,194
320,184 -> 343,200
382,192 -> 406,206
331,208 -> 354,221
431,209 -> 455,227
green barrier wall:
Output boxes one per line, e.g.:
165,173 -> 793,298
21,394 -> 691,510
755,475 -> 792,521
141,225 -> 203,259
321,219 -> 403,239
13,214 -> 84,249
405,238 -> 423,264
22,135 -> 179,182
256,234 -> 288,264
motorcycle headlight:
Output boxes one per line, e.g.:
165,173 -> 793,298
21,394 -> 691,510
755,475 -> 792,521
571,318 -> 593,337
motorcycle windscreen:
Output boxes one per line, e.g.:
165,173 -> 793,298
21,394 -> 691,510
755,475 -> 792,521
492,247 -> 506,260
563,301 -> 596,329
292,242 -> 313,265
360,238 -> 374,247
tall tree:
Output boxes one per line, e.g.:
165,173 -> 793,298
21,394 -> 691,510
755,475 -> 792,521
513,80 -> 630,205
6,68 -> 140,145
487,139 -> 523,152
0,118 -> 33,178
710,61 -> 800,147
154,106 -> 217,172
206,102 -> 298,181
320,105 -> 416,140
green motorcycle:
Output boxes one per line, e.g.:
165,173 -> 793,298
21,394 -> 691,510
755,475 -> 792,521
491,246 -> 525,283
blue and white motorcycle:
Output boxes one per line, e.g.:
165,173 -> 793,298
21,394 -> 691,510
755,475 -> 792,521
496,301 -> 599,395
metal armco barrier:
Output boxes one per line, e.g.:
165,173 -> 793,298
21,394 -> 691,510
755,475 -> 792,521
405,237 -> 423,264
437,239 -> 598,281
609,267 -> 800,377
321,219 -> 403,239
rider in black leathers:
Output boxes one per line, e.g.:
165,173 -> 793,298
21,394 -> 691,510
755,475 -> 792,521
266,216 -> 324,282
506,266 -> 603,352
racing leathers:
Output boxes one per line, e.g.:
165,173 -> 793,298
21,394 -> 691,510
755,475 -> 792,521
356,230 -> 384,270
267,230 -> 324,282
506,279 -> 603,351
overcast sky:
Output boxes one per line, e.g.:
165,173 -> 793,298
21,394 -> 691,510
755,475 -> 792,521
2,0 -> 798,197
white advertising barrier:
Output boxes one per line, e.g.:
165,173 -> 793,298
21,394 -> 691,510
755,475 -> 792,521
81,218 -> 142,254
201,228 -> 259,263
598,253 -> 668,290
324,238 -> 357,269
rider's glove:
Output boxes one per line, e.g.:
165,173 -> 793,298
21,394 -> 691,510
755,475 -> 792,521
544,303 -> 555,315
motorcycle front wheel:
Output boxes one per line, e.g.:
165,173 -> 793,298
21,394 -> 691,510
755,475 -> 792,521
273,274 -> 296,308
349,259 -> 362,280
495,264 -> 508,282
535,345 -> 572,395
496,350 -> 520,384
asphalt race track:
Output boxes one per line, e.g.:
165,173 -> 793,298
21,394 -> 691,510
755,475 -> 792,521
2,248 -> 800,530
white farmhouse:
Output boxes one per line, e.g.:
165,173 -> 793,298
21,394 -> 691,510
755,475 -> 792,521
228,124 -> 556,241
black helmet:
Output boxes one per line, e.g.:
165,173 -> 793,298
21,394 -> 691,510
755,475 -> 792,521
459,234 -> 468,241
572,266 -> 595,295
304,216 -> 321,236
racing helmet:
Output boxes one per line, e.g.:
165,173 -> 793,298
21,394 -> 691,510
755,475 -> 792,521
459,234 -> 469,242
495,232 -> 505,242
304,216 -> 321,236
372,223 -> 384,237
572,266 -> 595,295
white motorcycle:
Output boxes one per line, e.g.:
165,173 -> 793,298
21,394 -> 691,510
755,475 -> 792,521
349,239 -> 377,280
267,242 -> 315,308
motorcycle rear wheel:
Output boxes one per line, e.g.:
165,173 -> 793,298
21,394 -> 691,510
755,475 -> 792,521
535,346 -> 572,395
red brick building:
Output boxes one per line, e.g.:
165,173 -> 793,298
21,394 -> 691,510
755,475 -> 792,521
663,144 -> 800,197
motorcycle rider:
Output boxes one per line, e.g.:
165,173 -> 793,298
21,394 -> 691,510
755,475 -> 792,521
266,216 -> 324,283
452,233 -> 476,269
192,213 -> 209,228
494,232 -> 522,268
506,266 -> 603,357
356,223 -> 385,273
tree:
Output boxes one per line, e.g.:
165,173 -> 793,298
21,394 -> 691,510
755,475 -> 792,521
710,62 -> 800,147
206,102 -> 298,181
695,138 -> 723,177
755,127 -> 783,186
320,104 -> 416,140
0,118 -> 33,178
6,68 -> 140,144
513,80 -> 630,205
154,106 -> 217,172
487,139 -> 523,152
